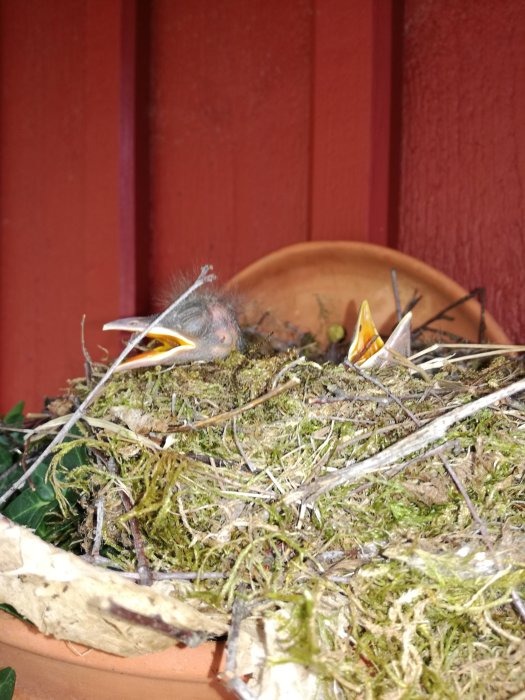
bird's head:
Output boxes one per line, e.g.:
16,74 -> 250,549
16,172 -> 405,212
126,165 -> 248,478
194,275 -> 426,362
103,290 -> 242,371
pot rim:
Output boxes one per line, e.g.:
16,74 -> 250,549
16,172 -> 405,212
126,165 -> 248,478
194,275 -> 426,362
227,240 -> 510,345
0,610 -> 224,681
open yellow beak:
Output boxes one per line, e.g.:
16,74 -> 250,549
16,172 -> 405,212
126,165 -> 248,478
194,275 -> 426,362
102,318 -> 196,370
346,300 -> 385,365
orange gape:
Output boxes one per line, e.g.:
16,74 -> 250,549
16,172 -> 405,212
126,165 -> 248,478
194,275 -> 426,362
346,300 -> 385,365
103,291 -> 242,371
346,301 -> 413,369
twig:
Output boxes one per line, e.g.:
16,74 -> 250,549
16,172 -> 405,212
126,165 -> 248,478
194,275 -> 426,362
410,343 -> 525,372
345,362 -> 421,426
284,375 -> 525,503
0,265 -> 215,507
108,602 -> 209,647
412,288 -> 484,339
348,333 -> 382,365
308,392 -> 391,405
440,454 -> 525,623
402,291 -> 422,316
119,570 -> 227,581
221,597 -> 257,700
511,590 -> 525,623
0,460 -> 25,485
27,413 -> 161,450
80,314 -> 93,384
349,440 -> 458,496
92,496 -> 105,558
232,416 -> 259,472
79,555 -> 226,580
173,377 -> 301,432
410,342 -> 525,361
106,456 -> 152,586
391,269 -> 402,322
439,455 -> 489,537
476,288 -> 486,342
271,356 -> 320,388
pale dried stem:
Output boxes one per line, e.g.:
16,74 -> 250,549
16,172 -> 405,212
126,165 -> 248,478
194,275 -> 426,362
285,376 -> 525,503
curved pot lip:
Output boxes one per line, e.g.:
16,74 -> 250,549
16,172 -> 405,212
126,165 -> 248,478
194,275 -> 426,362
227,240 -> 511,345
0,610 -> 224,680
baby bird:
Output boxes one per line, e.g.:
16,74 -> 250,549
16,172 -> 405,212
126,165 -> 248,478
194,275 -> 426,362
103,290 -> 242,371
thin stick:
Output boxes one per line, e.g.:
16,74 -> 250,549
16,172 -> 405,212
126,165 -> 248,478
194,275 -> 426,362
92,497 -> 105,558
391,269 -> 402,322
173,377 -> 300,432
511,590 -> 525,623
412,288 -> 483,338
345,362 -> 421,426
0,266 -> 216,507
349,440 -> 458,496
440,455 -> 489,538
284,375 -> 525,503
402,291 -> 423,316
79,555 -> 226,580
108,602 -> 208,647
417,349 -> 525,371
440,454 -> 525,623
222,597 -> 258,700
232,416 -> 258,472
477,287 -> 487,343
271,355 -> 320,389
80,314 -> 93,384
106,456 -> 152,586
410,343 -> 525,362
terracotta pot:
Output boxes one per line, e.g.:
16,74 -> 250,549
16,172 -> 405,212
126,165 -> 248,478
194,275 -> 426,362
227,241 -> 510,345
0,611 -> 233,700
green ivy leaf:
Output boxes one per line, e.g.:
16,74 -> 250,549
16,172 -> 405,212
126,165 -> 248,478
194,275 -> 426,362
0,668 -> 16,700
0,422 -> 87,549
2,460 -> 56,529
0,465 -> 23,493
0,604 -> 28,622
0,445 -> 13,471
3,402 -> 24,426
3,487 -> 55,530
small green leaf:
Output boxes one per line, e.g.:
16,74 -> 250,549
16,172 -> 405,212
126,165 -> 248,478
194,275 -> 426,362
2,460 -> 56,528
0,604 -> 28,622
0,667 -> 16,700
0,465 -> 23,496
3,402 -> 24,426
60,443 -> 88,471
3,488 -> 55,530
0,445 -> 13,471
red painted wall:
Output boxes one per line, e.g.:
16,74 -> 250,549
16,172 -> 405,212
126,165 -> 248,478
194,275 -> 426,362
0,0 -> 126,410
1,0 -> 391,411
1,0 -> 524,412
399,0 -> 525,341
148,0 -> 391,289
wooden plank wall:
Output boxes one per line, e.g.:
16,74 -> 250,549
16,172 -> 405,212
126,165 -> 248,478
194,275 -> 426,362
1,0 -> 524,412
0,0 -> 126,412
0,0 -> 391,411
147,0 -> 391,286
399,0 -> 525,344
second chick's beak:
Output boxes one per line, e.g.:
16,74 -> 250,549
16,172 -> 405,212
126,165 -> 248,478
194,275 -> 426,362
346,300 -> 412,368
103,291 -> 242,371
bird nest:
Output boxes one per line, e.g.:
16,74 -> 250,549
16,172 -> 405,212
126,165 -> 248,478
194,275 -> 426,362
1,277 -> 525,699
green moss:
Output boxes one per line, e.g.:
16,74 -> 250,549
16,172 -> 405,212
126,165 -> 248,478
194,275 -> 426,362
28,354 -> 525,697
